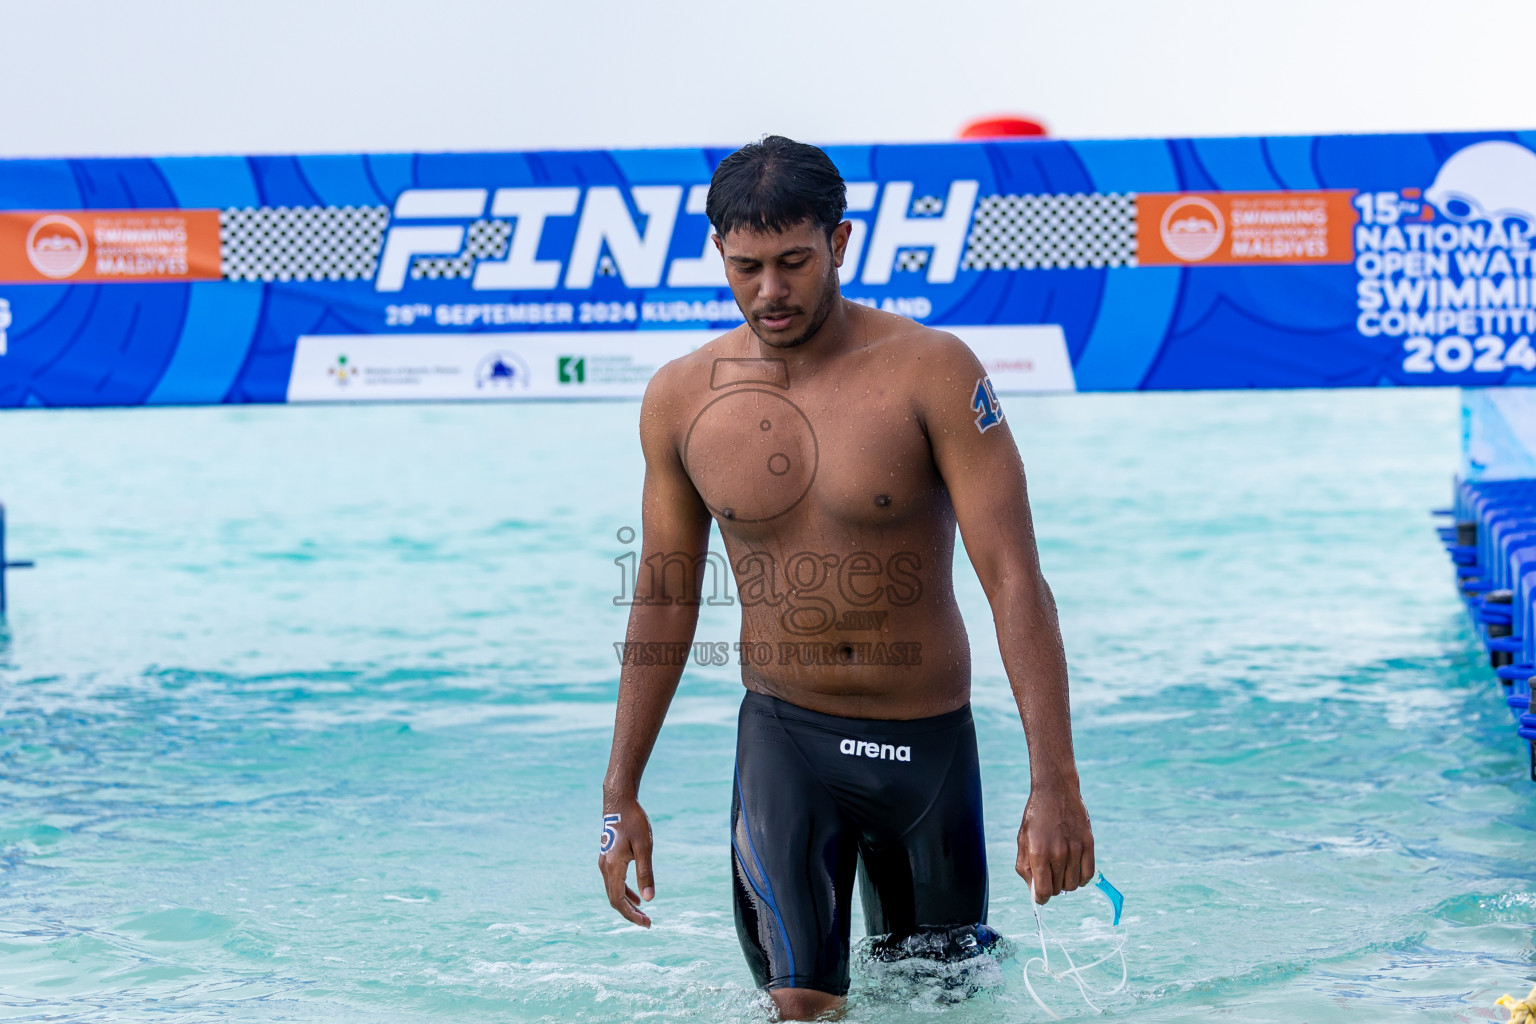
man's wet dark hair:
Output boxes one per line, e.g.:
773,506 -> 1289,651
706,135 -> 847,242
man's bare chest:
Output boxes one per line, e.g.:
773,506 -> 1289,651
678,381 -> 938,531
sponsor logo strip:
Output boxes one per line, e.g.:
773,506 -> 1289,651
286,325 -> 1075,403
287,330 -> 716,402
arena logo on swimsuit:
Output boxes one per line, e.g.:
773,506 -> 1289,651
373,182 -> 980,293
839,738 -> 912,762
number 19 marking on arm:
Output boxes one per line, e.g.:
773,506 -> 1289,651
972,376 -> 1003,434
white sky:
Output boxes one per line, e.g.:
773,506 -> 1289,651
1,0 -> 1533,158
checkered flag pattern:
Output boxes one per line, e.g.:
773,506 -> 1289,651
962,193 -> 1137,270
911,195 -> 944,215
221,206 -> 390,282
895,249 -> 930,272
412,219 -> 512,280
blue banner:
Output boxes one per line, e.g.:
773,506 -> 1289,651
3,130 -> 1536,406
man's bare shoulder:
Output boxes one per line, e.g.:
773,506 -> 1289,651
854,305 -> 984,389
640,327 -> 752,432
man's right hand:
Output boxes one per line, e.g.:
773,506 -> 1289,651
598,798 -> 655,927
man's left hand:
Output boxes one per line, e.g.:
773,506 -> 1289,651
1016,783 -> 1094,903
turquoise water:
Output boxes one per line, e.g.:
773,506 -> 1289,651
1,389 -> 1532,1022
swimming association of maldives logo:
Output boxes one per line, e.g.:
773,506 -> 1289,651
1159,196 -> 1225,262
25,215 -> 88,278
475,350 -> 530,389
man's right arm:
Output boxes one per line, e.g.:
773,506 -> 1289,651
599,363 -> 712,928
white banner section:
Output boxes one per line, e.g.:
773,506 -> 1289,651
959,325 -> 1075,394
287,325 -> 1073,402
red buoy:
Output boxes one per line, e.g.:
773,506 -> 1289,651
959,116 -> 1048,140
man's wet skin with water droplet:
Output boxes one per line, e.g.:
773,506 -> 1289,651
598,136 -> 1094,1021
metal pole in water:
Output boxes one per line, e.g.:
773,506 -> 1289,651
0,502 -> 36,618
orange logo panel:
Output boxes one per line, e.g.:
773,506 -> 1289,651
0,209 -> 221,284
1137,191 -> 1358,266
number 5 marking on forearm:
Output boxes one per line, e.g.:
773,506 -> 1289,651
972,376 -> 1003,434
600,813 -> 621,853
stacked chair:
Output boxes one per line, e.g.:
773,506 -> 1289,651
1442,478 -> 1536,780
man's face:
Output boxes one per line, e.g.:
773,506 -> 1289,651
715,220 -> 851,349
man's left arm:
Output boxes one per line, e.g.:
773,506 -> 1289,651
920,333 -> 1094,903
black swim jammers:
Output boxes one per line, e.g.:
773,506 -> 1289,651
731,690 -> 996,996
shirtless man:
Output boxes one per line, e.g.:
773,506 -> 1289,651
599,136 -> 1093,1021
